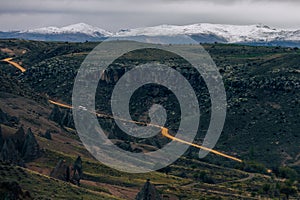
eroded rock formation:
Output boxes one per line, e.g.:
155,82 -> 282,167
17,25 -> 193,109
0,139 -> 23,166
50,159 -> 70,182
135,179 -> 161,200
50,156 -> 83,186
21,128 -> 40,162
0,127 -> 40,165
0,181 -> 32,200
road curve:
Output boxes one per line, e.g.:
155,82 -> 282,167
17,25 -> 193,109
1,58 -> 26,73
0,56 -> 243,163
49,99 -> 243,163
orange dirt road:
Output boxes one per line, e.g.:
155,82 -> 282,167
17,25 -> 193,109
1,59 -> 243,163
1,58 -> 26,73
49,99 -> 243,163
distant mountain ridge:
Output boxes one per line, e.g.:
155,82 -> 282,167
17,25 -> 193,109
0,23 -> 300,47
0,23 -> 111,42
21,23 -> 112,37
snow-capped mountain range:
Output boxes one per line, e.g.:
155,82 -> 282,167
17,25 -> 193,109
116,23 -> 300,43
1,23 -> 299,47
21,23 -> 112,37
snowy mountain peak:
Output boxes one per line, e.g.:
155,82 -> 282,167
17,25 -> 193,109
2,23 -> 299,46
22,23 -> 112,37
115,23 -> 300,43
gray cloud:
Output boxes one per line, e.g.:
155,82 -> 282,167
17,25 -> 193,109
0,0 -> 299,31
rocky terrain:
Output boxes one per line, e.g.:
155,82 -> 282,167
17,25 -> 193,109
0,39 -> 299,199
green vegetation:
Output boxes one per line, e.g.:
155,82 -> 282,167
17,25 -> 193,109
0,39 -> 299,199
0,162 -> 119,199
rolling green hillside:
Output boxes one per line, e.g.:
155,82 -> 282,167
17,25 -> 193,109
0,39 -> 299,199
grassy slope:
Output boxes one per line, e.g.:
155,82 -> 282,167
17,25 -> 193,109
0,39 -> 299,199
0,162 -> 119,200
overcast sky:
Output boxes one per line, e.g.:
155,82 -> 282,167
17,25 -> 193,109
0,0 -> 299,32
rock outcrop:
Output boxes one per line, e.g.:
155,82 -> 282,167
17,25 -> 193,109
72,156 -> 82,186
50,159 -> 70,182
0,109 -> 9,124
0,126 -> 3,148
135,179 -> 161,200
50,156 -> 83,186
0,108 -> 19,126
0,181 -> 32,200
49,106 -> 74,128
0,139 -> 24,166
49,105 -> 62,124
0,127 -> 40,165
44,130 -> 52,140
13,126 -> 26,152
21,128 -> 40,162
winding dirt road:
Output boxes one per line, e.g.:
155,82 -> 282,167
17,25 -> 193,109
1,58 -> 26,73
49,99 -> 243,163
0,56 -> 243,163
